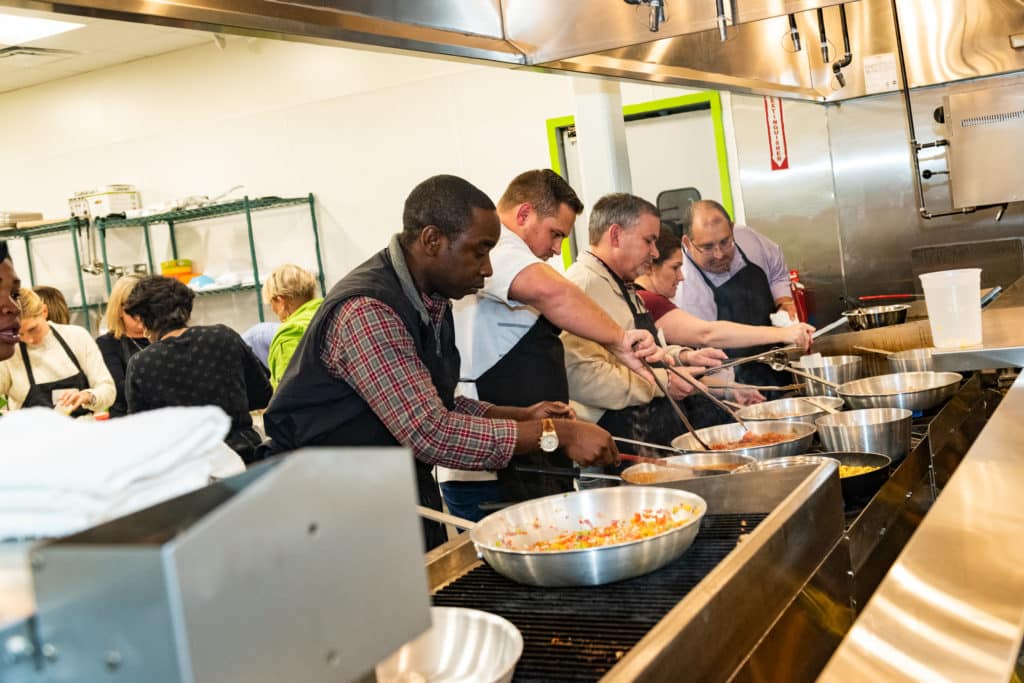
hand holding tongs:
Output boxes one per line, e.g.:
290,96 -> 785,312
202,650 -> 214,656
693,315 -> 850,380
657,361 -> 749,430
640,359 -> 711,450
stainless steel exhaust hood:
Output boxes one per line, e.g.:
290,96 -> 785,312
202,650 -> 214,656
6,0 -> 1024,100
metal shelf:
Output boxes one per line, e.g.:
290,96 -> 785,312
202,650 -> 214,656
1,217 -> 82,239
193,283 -> 261,297
99,196 -> 310,230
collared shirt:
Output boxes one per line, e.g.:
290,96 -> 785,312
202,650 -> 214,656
560,251 -> 681,424
319,289 -> 518,471
675,224 -> 791,321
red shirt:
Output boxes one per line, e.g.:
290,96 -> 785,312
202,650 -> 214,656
318,293 -> 517,471
636,287 -> 678,322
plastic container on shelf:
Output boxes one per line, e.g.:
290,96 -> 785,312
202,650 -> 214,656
919,268 -> 983,349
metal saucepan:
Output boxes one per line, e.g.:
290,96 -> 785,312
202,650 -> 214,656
886,348 -> 934,373
838,371 -> 961,411
736,396 -> 844,426
788,355 -> 864,397
464,487 -> 707,587
842,304 -> 910,331
814,408 -> 913,461
620,452 -> 755,485
671,420 -> 816,461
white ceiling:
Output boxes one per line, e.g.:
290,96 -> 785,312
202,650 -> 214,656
0,7 -> 213,95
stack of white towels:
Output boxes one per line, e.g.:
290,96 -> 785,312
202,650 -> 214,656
0,406 -> 245,540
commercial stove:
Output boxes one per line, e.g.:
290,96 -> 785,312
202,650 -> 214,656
425,374 -> 995,682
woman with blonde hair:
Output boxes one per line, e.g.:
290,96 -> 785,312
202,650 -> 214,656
262,264 -> 322,388
95,275 -> 150,417
0,287 -> 114,416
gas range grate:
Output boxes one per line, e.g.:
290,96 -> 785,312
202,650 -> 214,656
432,513 -> 767,682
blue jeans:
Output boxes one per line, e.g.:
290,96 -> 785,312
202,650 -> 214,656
440,480 -> 503,523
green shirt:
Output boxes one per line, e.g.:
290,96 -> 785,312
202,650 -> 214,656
268,298 -> 323,389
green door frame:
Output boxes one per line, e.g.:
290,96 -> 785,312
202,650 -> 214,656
546,90 -> 734,270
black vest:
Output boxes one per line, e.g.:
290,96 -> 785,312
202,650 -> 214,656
264,245 -> 458,550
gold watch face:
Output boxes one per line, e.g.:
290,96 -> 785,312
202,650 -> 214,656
540,432 -> 558,452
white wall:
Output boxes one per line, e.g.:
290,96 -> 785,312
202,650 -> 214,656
0,36 -> 701,329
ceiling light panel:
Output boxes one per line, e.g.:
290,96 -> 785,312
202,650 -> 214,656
0,14 -> 84,46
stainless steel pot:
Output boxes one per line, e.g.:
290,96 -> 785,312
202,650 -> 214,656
814,408 -> 913,461
621,452 -> 755,485
887,348 -> 934,373
469,487 -> 707,587
842,304 -> 910,331
670,420 -> 816,461
736,396 -> 844,425
838,371 -> 962,411
790,355 -> 864,397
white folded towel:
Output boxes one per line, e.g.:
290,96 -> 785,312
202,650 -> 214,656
0,407 -> 230,495
0,407 -> 239,540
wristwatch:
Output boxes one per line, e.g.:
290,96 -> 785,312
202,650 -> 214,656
539,418 -> 559,453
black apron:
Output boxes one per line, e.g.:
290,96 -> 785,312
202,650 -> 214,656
687,244 -> 792,394
587,254 -> 695,450
20,326 -> 90,417
472,315 -> 574,502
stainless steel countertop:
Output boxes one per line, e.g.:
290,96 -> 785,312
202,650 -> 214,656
0,543 -> 34,633
819,372 -> 1024,682
933,276 -> 1024,371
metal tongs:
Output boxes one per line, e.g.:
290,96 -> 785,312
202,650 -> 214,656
758,351 -> 842,391
693,315 -> 850,380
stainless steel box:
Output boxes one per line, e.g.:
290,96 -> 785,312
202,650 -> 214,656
21,448 -> 430,683
945,83 -> 1024,208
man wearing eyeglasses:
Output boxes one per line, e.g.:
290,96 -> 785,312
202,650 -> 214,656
675,200 -> 799,391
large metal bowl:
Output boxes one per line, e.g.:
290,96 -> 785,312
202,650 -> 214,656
842,304 -> 910,331
838,371 -> 962,411
815,408 -> 913,461
736,396 -> 844,425
734,455 -> 839,475
621,452 -> 755,485
470,487 -> 707,587
887,348 -> 934,373
670,420 -> 816,461
376,607 -> 523,683
790,355 -> 864,397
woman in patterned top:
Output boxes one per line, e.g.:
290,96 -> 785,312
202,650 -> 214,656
123,276 -> 272,463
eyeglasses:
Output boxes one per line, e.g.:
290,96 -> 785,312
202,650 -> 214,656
690,235 -> 735,256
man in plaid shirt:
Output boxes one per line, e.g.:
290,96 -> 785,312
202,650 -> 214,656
265,175 -> 623,549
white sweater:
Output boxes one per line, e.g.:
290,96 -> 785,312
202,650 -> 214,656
0,322 -> 116,411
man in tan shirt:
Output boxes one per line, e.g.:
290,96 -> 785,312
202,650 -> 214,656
562,193 -> 726,445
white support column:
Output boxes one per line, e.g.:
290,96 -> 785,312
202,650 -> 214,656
571,76 -> 633,252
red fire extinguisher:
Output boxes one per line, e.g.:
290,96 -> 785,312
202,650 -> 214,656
789,269 -> 809,323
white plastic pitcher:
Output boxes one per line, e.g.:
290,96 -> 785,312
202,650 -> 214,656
919,268 -> 982,349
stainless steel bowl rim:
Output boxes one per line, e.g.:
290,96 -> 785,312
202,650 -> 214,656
470,488 -> 707,556
673,420 -> 817,454
734,455 -> 840,473
838,371 -> 962,397
736,396 -> 843,420
815,407 -> 913,426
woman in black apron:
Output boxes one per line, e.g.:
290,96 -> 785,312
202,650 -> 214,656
686,244 -> 793,396
19,326 -> 91,417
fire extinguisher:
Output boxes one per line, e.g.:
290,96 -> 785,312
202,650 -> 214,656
789,269 -> 809,323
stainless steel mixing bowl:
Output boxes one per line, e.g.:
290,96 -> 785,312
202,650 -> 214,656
887,348 -> 934,373
838,371 -> 962,411
815,408 -> 913,461
790,355 -> 864,397
376,607 -> 523,683
670,420 -> 816,461
736,396 -> 844,425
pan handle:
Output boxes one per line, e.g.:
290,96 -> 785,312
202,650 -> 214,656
417,505 -> 476,531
